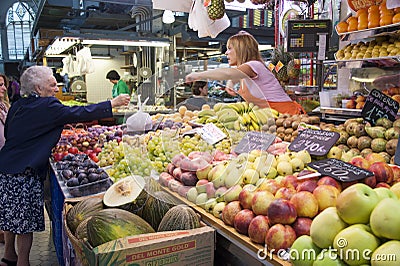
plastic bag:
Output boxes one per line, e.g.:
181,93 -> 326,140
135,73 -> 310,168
126,95 -> 153,133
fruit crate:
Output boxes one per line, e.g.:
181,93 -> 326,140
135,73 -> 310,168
65,177 -> 113,198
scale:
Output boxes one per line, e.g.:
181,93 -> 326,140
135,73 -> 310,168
70,76 -> 87,101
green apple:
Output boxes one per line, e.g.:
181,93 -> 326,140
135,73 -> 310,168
224,184 -> 243,203
290,235 -> 321,266
196,163 -> 212,180
265,166 -> 277,179
266,153 -> 278,168
207,162 -> 227,181
310,207 -> 347,249
195,193 -> 208,208
242,168 -> 260,185
290,157 -> 305,172
296,150 -> 312,164
187,187 -> 198,203
224,167 -> 244,188
212,172 -> 227,188
212,201 -> 226,219
336,183 -> 380,224
370,198 -> 400,240
313,250 -> 346,266
333,224 -> 380,265
327,146 -> 343,160
371,240 -> 400,266
341,151 -> 353,163
390,182 -> 400,198
374,187 -> 398,201
204,198 -> 217,213
277,161 -> 293,176
277,153 -> 292,163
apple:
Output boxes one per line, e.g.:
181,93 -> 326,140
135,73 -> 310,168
281,175 -> 299,190
333,224 -> 380,265
336,183 -> 380,224
368,162 -> 394,184
233,209 -> 255,235
256,178 -> 281,195
260,166 -> 277,179
313,184 -> 340,211
297,169 -> 318,179
296,179 -> 318,193
375,182 -> 391,188
371,240 -> 400,266
205,182 -> 216,198
204,198 -> 217,213
195,193 -> 208,208
248,215 -> 270,244
292,217 -> 313,237
238,189 -> 255,209
186,187 -> 198,203
370,198 -> 400,240
374,187 -> 398,201
341,180 -> 358,190
290,191 -> 319,218
265,224 -> 297,253
274,187 -> 296,200
290,157 -> 305,172
365,152 -> 387,164
296,150 -> 312,164
267,199 -> 297,225
313,250 -> 346,266
221,201 -> 242,226
212,201 -> 226,219
390,164 -> 400,184
196,163 -> 212,180
224,166 -> 244,188
327,146 -> 343,159
349,156 -> 371,170
251,190 -> 275,215
207,162 -> 227,181
290,235 -> 321,266
68,146 -> 79,154
310,207 -> 347,249
211,173 -> 226,189
224,184 -> 243,203
317,176 -> 342,192
242,168 -> 260,185
195,179 -> 209,193
363,175 -> 377,188
390,182 -> 400,198
215,186 -> 228,202
277,161 -> 293,176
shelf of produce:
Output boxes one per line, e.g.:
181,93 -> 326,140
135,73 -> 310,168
161,187 -> 291,266
316,107 -> 362,123
336,21 -> 400,38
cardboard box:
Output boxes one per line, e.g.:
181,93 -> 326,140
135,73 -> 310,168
64,203 -> 215,266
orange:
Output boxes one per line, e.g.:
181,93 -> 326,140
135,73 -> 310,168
368,5 -> 380,14
368,17 -> 380,28
346,16 -> 358,24
393,13 -> 400,23
380,14 -> 393,26
356,8 -> 368,17
336,21 -> 349,33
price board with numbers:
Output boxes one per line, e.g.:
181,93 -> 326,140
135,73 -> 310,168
233,131 -> 276,154
197,123 -> 226,145
288,129 -> 339,156
308,158 -> 374,182
361,89 -> 399,126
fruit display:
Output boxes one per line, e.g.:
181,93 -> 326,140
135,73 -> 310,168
157,204 -> 201,232
66,197 -> 104,235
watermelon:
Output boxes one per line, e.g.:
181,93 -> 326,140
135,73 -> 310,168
158,205 -> 200,232
87,208 -> 155,247
66,197 -> 104,234
141,191 -> 179,230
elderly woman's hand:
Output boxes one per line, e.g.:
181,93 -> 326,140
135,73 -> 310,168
111,94 -> 130,107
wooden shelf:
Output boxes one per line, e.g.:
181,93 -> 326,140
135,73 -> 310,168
120,65 -> 135,69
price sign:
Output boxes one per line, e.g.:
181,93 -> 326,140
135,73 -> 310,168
361,89 -> 399,126
308,158 -> 374,182
234,131 -> 276,154
288,129 -> 339,156
198,123 -> 226,145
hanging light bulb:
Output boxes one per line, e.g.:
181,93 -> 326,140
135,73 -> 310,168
162,10 -> 175,24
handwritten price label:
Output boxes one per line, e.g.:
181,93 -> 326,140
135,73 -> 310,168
362,89 -> 399,126
308,158 -> 373,182
198,123 -> 226,145
234,131 -> 275,154
288,129 -> 339,156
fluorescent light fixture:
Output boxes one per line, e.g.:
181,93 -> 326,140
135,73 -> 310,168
162,10 -> 175,24
91,55 -> 114,59
45,37 -> 80,55
82,39 -> 170,47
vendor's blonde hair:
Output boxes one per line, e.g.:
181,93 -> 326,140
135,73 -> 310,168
0,73 -> 10,108
227,31 -> 265,66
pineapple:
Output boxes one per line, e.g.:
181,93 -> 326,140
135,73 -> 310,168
208,0 -> 225,20
270,46 -> 293,84
287,59 -> 301,79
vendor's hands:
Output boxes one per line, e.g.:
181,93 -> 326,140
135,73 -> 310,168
185,72 -> 203,83
225,87 -> 237,96
111,94 -> 130,107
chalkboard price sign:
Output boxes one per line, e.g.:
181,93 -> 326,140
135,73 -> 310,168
234,131 -> 276,154
361,89 -> 399,126
308,158 -> 373,182
288,129 -> 339,156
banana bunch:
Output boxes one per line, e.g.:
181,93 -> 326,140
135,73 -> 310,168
196,109 -> 217,124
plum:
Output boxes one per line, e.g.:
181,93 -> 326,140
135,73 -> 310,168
62,169 -> 74,179
66,177 -> 79,187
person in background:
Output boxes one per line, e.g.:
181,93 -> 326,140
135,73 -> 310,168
176,81 -> 213,111
0,66 -> 130,266
0,74 -> 9,246
106,70 -> 130,98
7,76 -> 20,103
185,31 -> 304,115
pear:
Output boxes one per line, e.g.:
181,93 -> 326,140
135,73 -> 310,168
357,136 -> 372,150
384,127 -> 400,140
336,130 -> 349,145
393,118 -> 400,128
371,138 -> 387,153
360,148 -> 373,158
346,135 -> 359,149
353,123 -> 367,137
376,117 -> 393,129
365,125 -> 386,139
386,139 -> 398,156
296,150 -> 312,164
345,122 -> 358,135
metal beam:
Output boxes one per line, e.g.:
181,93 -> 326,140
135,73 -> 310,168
118,13 -> 163,31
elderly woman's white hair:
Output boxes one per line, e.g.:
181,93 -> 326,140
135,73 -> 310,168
20,66 -> 54,96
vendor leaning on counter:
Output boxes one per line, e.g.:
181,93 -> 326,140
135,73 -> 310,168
176,81 -> 214,111
106,70 -> 130,98
185,31 -> 305,115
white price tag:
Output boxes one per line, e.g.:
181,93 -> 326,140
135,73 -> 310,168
198,123 -> 226,145
317,34 -> 327,60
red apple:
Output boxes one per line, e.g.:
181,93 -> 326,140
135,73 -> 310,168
239,189 -> 255,209
275,187 -> 296,200
221,201 -> 242,226
349,156 -> 371,170
248,215 -> 270,244
265,224 -> 297,253
233,209 -> 255,235
93,147 -> 102,154
365,153 -> 386,164
389,164 -> 400,184
313,184 -> 340,211
363,175 -> 377,188
297,169 -> 318,179
290,191 -> 319,218
317,176 -> 342,192
296,180 -> 318,193
53,152 -> 64,162
292,217 -> 313,237
257,179 -> 281,195
89,153 -> 99,163
251,190 -> 275,215
267,199 -> 297,225
281,175 -> 299,189
376,182 -> 391,188
341,180 -> 358,190
68,146 -> 79,154
368,162 -> 394,184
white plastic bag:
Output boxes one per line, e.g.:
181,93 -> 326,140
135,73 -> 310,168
126,95 -> 153,133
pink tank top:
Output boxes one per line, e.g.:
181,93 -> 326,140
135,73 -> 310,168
244,61 -> 292,102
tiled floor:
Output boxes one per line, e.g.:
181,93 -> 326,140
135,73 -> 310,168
0,209 -> 59,266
